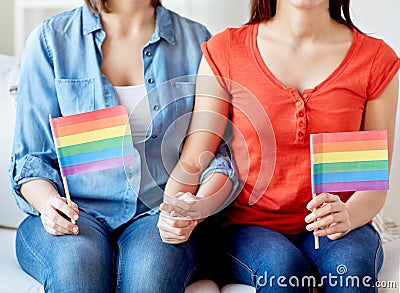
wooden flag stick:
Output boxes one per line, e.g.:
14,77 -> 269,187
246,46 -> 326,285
62,176 -> 75,225
50,114 -> 75,225
312,193 -> 319,249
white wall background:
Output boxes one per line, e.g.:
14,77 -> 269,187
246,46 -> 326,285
0,0 -> 14,55
0,0 -> 399,225
349,1 -> 400,222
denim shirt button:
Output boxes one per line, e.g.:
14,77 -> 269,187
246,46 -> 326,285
151,134 -> 158,139
145,51 -> 151,57
153,105 -> 159,111
147,78 -> 154,84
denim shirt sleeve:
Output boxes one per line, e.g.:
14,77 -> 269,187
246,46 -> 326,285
9,23 -> 64,215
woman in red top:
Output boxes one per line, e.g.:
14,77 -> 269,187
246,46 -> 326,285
160,0 -> 399,291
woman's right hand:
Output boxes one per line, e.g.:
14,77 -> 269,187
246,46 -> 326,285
158,192 -> 199,244
20,179 -> 79,236
39,196 -> 79,236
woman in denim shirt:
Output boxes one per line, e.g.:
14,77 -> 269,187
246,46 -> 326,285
9,0 -> 236,292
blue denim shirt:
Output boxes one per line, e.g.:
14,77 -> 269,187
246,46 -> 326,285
9,5 -> 237,229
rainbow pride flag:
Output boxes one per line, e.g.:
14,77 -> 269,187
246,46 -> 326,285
49,105 -> 134,177
310,130 -> 389,194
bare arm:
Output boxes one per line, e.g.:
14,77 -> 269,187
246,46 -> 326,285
21,179 -> 79,236
158,58 -> 234,244
164,57 -> 231,199
306,74 -> 399,239
345,73 -> 399,227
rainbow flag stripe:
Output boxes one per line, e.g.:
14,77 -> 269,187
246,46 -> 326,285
50,105 -> 134,177
310,130 -> 389,193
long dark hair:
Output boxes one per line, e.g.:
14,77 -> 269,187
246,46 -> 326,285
249,0 -> 359,31
84,0 -> 162,14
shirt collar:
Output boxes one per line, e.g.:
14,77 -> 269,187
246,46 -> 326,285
82,5 -> 102,35
81,5 -> 176,45
151,6 -> 176,45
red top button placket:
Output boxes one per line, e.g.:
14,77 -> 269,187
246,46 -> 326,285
295,99 -> 307,144
289,88 -> 308,144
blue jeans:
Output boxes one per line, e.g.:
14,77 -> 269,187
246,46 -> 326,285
16,212 -> 201,293
217,223 -> 383,292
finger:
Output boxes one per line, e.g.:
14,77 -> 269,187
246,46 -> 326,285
170,209 -> 194,220
158,227 -> 191,243
61,198 -> 79,213
305,202 -> 343,223
165,193 -> 203,219
158,213 -> 195,230
41,214 -> 77,235
160,202 -> 181,215
159,228 -> 192,244
160,214 -> 194,228
164,193 -> 196,211
170,207 -> 202,220
157,217 -> 196,237
314,222 -> 350,237
160,203 -> 194,220
43,213 -> 78,235
159,232 -> 190,244
306,212 -> 347,232
327,231 -> 347,240
307,193 -> 340,210
41,207 -> 79,235
159,204 -> 184,219
53,197 -> 79,222
177,192 -> 197,204
42,224 -> 65,236
159,227 -> 191,240
173,192 -> 185,198
41,214 -> 65,236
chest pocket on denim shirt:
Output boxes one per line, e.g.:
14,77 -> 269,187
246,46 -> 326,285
55,78 -> 95,116
171,81 -> 195,137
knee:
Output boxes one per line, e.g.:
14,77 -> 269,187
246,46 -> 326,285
257,248 -> 311,277
252,252 -> 311,293
52,246 -> 110,276
225,248 -> 310,290
49,244 -> 113,290
118,243 -> 198,293
318,243 -> 377,278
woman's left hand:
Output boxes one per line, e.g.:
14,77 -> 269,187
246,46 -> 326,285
305,193 -> 351,240
158,192 -> 200,244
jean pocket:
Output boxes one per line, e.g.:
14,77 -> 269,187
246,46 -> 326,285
55,78 -> 95,116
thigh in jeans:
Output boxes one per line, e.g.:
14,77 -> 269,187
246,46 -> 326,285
116,214 -> 201,293
221,225 -> 312,293
16,213 -> 115,293
300,223 -> 383,293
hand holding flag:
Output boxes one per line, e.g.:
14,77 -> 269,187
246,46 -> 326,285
49,105 -> 135,223
309,130 -> 389,249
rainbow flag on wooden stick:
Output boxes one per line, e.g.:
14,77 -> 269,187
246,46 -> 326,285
49,105 -> 135,177
310,130 -> 389,194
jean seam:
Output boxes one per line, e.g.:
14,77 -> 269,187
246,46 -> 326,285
115,240 -> 123,291
372,226 -> 383,293
226,252 -> 257,285
374,244 -> 382,292
182,240 -> 200,287
18,228 -> 50,287
184,264 -> 200,288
